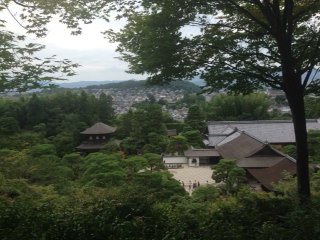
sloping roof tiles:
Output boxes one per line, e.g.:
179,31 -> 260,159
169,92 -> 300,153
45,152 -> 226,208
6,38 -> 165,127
237,157 -> 285,168
216,132 -> 265,159
207,119 -> 320,146
184,147 -> 220,157
80,122 -> 117,134
216,131 -> 296,191
247,158 -> 297,191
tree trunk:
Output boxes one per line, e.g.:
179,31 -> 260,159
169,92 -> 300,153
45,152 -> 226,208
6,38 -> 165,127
284,76 -> 311,203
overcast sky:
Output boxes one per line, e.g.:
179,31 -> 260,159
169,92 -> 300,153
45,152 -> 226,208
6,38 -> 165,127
3,7 -> 147,83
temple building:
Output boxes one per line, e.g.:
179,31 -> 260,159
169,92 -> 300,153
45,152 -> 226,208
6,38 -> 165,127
75,122 -> 117,154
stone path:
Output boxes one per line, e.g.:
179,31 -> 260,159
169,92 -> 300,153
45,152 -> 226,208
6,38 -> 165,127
168,164 -> 215,193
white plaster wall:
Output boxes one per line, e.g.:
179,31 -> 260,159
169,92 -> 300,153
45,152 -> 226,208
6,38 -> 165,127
163,156 -> 187,164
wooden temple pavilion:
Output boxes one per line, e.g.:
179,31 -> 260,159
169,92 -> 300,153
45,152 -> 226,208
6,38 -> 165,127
75,122 -> 117,154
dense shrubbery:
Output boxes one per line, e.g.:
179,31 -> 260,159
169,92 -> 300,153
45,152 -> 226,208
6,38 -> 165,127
1,189 -> 320,239
1,141 -> 320,239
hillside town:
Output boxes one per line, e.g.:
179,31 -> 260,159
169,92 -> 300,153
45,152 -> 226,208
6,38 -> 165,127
88,84 -> 288,121
89,86 -> 196,121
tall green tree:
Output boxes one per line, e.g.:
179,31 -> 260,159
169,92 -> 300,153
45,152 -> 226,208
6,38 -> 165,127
166,135 -> 189,156
107,0 -> 320,201
205,93 -> 270,121
81,152 -> 124,187
145,132 -> 169,154
26,93 -> 45,127
145,104 -> 167,136
115,109 -> 134,139
97,92 -> 115,124
182,130 -> 204,148
121,156 -> 148,179
0,116 -> 20,135
100,141 -> 120,155
78,91 -> 96,124
142,153 -> 164,172
131,108 -> 147,140
62,153 -> 84,179
184,104 -> 206,132
121,137 -> 138,155
211,159 -> 247,195
2,97 -> 28,128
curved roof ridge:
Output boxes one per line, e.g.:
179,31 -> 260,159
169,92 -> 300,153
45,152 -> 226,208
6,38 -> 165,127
239,130 -> 267,144
208,120 -> 293,124
80,122 -> 117,134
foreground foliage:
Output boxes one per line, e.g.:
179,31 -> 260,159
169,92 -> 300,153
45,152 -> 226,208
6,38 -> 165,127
1,142 -> 320,239
1,189 -> 320,239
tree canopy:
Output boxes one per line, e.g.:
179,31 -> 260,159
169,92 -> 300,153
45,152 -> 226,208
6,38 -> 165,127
107,1 -> 320,92
205,92 -> 271,121
0,20 -> 79,92
0,0 -> 122,93
106,0 -> 320,201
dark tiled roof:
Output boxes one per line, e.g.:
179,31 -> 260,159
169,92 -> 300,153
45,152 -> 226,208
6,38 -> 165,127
237,156 -> 285,168
216,132 -> 265,159
81,122 -> 117,134
206,126 -> 238,146
207,119 -> 320,146
247,158 -> 297,191
216,131 -> 242,146
216,131 -> 296,191
184,147 -> 220,157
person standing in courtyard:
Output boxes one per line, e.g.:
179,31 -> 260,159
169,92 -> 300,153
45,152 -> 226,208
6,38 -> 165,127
193,180 -> 197,189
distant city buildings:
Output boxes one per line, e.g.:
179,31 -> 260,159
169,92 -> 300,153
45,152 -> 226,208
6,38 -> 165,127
90,87 -> 190,120
89,86 -> 290,120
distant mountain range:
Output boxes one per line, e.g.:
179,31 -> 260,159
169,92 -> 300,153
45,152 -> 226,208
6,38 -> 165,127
54,68 -> 320,89
55,80 -> 126,88
55,77 -> 205,89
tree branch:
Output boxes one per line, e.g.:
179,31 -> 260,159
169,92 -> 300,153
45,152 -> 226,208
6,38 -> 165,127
3,3 -> 26,30
11,0 -> 37,8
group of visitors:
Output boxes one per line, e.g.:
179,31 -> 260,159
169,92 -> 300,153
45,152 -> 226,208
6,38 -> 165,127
178,180 -> 200,192
179,180 -> 211,193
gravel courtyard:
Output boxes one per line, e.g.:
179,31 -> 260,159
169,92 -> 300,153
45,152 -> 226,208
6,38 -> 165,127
168,164 -> 215,192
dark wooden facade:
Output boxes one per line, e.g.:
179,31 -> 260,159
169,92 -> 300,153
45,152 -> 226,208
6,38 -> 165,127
75,122 -> 117,154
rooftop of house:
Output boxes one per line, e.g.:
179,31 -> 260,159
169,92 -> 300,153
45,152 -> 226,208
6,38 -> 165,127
247,158 -> 296,191
206,119 -> 320,146
215,130 -> 296,191
184,146 -> 220,157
